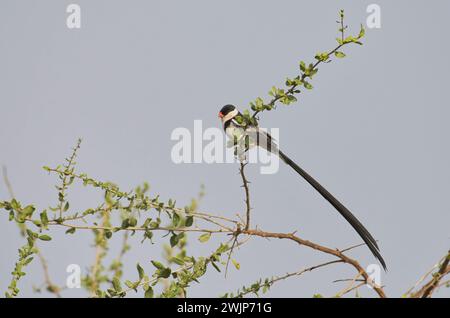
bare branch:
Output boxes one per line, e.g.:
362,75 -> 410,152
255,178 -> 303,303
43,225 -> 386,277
239,162 -> 251,231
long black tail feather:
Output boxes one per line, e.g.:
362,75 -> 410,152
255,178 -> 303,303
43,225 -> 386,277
278,150 -> 387,271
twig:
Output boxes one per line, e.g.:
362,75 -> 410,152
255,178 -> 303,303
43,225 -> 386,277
239,162 -> 251,231
412,250 -> 450,298
334,271 -> 363,298
336,282 -> 365,298
340,242 -> 368,253
251,10 -> 353,120
57,138 -> 82,219
233,259 -> 343,297
224,234 -> 240,278
37,252 -> 62,297
2,165 -> 15,198
404,259 -> 441,296
225,162 -> 251,276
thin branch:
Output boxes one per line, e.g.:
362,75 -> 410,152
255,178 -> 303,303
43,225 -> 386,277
251,10 -> 355,120
223,161 -> 251,276
239,162 -> 251,231
336,282 -> 365,298
242,229 -> 387,298
333,278 -> 365,283
334,271 -> 363,298
192,214 -> 235,232
37,252 -> 62,297
232,259 -> 343,298
340,242 -> 368,253
191,211 -> 240,225
57,138 -> 82,219
224,234 -> 239,278
2,165 -> 15,198
404,259 -> 441,296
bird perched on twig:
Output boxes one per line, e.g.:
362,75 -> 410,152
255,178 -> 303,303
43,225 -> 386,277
218,104 -> 387,271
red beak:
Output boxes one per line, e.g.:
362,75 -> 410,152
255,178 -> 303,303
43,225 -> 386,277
218,112 -> 224,118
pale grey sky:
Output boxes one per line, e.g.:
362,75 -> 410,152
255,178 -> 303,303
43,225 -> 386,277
0,0 -> 449,297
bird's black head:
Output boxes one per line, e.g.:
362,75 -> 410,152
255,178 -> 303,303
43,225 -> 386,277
218,104 -> 236,119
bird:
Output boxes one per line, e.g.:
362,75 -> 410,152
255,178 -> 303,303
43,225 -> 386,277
218,104 -> 387,270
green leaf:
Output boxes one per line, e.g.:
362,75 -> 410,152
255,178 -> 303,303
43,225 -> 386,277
216,243 -> 229,254
299,61 -> 306,72
198,233 -> 211,243
112,277 -> 122,292
334,51 -> 346,58
151,260 -> 165,270
104,230 -> 112,239
315,52 -> 329,62
11,199 -> 20,210
171,257 -> 185,266
128,217 -> 137,227
185,216 -> 194,227
303,81 -> 313,89
63,201 -> 70,212
23,257 -> 34,266
358,24 -> 365,39
232,259 -> 241,270
22,205 -> 35,217
40,210 -> 49,227
172,212 -> 180,227
143,229 -> 153,242
38,235 -> 52,241
170,233 -> 180,247
157,267 -> 171,279
211,261 -> 221,272
124,280 -> 135,289
144,286 -> 154,298
137,263 -> 145,280
65,227 -> 76,235
121,219 -> 129,228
